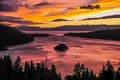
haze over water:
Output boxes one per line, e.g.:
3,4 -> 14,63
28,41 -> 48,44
0,31 -> 120,78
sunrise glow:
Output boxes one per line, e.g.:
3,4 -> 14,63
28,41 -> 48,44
0,0 -> 120,27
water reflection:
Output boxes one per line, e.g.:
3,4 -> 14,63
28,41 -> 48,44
0,31 -> 120,78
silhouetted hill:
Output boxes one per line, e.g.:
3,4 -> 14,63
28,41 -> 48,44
0,24 -> 34,50
17,25 -> 120,31
64,29 -> 120,41
17,26 -> 42,31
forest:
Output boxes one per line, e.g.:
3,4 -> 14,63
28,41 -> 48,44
0,24 -> 34,50
0,55 -> 120,80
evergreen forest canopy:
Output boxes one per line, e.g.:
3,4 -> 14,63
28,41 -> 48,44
0,55 -> 120,80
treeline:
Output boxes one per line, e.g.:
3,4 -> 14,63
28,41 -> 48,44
65,61 -> 120,80
0,55 -> 120,80
0,24 -> 34,50
0,55 -> 61,80
64,29 -> 120,41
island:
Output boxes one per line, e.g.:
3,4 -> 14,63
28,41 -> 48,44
0,24 -> 34,51
54,44 -> 68,51
64,29 -> 120,41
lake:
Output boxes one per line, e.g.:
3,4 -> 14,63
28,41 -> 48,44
0,31 -> 120,78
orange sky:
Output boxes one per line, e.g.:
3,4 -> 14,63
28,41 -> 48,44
0,0 -> 120,28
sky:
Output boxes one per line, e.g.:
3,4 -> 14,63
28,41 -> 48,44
0,0 -> 120,28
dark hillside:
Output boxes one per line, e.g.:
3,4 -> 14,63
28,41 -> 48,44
64,29 -> 120,41
0,24 -> 34,50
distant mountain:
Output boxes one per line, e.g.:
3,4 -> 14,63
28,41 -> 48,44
0,24 -> 34,50
17,26 -> 42,31
64,29 -> 120,41
17,25 -> 120,31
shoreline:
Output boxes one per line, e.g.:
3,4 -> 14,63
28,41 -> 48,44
64,29 -> 120,41
0,24 -> 50,51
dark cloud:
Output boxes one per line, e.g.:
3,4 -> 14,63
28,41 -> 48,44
64,8 -> 77,11
0,3 -> 17,12
82,14 -> 120,21
80,5 -> 100,10
0,15 -> 43,25
34,0 -> 51,7
51,19 -> 70,22
0,0 -> 21,12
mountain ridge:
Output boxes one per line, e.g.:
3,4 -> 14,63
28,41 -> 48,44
17,25 -> 120,31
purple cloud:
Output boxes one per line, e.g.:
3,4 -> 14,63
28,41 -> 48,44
82,14 -> 120,21
34,0 -> 51,7
0,0 -> 22,12
64,8 -> 77,12
0,15 -> 43,25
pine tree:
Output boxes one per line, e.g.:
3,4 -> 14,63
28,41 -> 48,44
50,64 -> 58,80
114,63 -> 120,80
13,56 -> 22,80
3,55 -> 12,80
73,62 -> 81,80
99,61 -> 115,80
28,60 -> 35,80
89,70 -> 97,80
13,56 -> 21,71
24,62 -> 29,80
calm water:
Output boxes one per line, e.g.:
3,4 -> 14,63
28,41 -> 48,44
0,31 -> 120,78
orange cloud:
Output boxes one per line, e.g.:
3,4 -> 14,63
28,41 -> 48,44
0,0 -> 120,27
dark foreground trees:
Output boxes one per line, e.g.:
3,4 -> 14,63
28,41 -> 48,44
65,61 -> 120,80
0,55 -> 61,80
0,55 -> 120,80
65,63 -> 97,80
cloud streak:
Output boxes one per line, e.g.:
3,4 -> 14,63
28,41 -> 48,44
33,0 -> 52,7
64,7 -> 77,12
0,15 -> 42,25
44,7 -> 77,17
82,14 -> 120,21
45,10 -> 66,16
51,19 -> 70,22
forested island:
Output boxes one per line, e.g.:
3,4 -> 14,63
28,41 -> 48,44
0,55 -> 120,80
0,24 -> 34,50
64,29 -> 120,41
